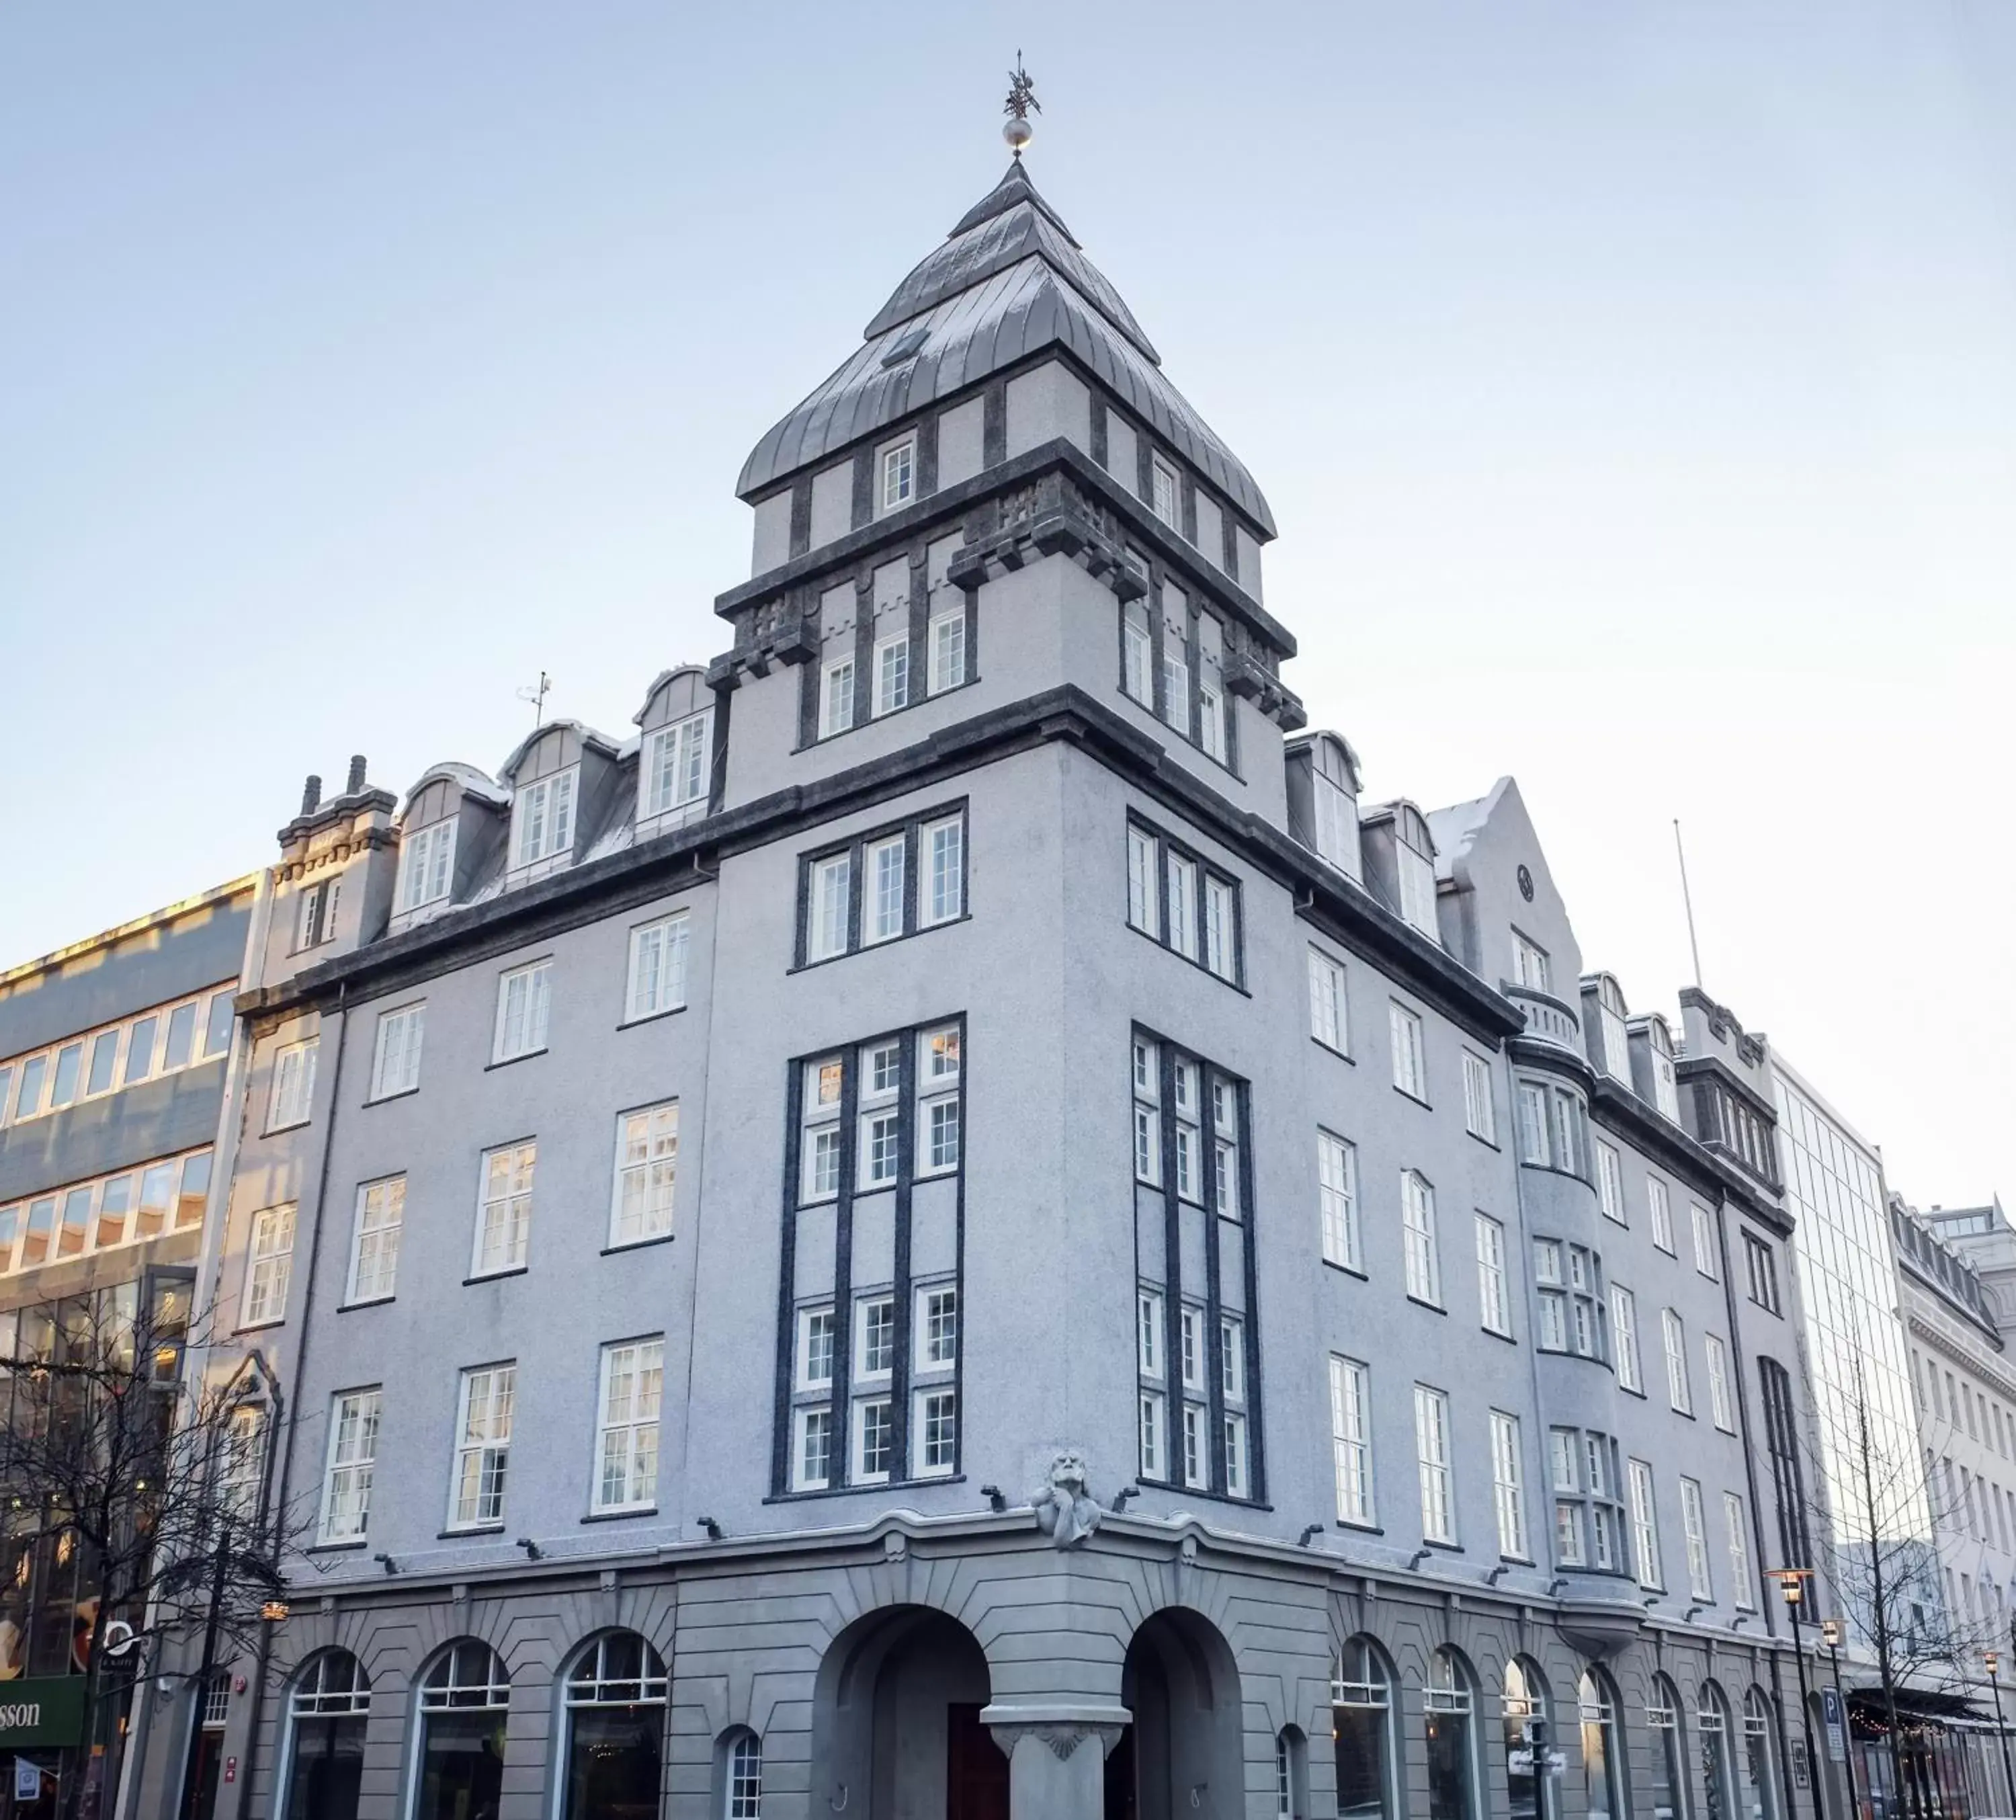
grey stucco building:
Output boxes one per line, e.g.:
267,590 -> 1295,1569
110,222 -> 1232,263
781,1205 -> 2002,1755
144,157 -> 1841,1820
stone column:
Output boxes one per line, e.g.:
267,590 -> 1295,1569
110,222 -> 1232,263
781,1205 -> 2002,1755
982,1702 -> 1132,1820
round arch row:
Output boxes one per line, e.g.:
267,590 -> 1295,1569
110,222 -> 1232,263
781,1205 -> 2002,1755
274,1630 -> 767,1820
1288,1633 -> 1794,1820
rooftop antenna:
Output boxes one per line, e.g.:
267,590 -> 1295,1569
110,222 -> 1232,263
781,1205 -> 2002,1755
1003,52 -> 1039,159
516,671 -> 552,728
1673,818 -> 1704,989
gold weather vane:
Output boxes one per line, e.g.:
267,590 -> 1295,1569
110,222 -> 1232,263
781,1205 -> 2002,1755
1002,52 -> 1039,159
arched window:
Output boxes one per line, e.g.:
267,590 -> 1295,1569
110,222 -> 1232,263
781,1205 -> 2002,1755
1310,736 -> 1363,882
1740,1689 -> 1779,1820
1646,1016 -> 1681,1122
1273,1725 -> 1307,1818
412,1643 -> 509,1820
1698,1682 -> 1736,1820
1394,807 -> 1438,938
1503,1657 -> 1556,1820
1647,1673 -> 1688,1820
562,1634 -> 667,1820
1333,1637 -> 1396,1819
724,1730 -> 762,1819
281,1651 -> 370,1820
1578,1669 -> 1623,1820
1593,977 -> 1631,1082
1424,1646 -> 1479,1820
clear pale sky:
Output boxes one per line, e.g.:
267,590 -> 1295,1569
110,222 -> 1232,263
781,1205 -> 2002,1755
3,4 -> 2010,1206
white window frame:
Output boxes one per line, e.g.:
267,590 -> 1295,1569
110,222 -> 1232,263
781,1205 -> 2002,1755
1476,1214 -> 1511,1336
808,852 -> 852,962
1628,1459 -> 1662,1589
1725,1491 -> 1755,1608
1122,604 -> 1153,706
1137,1289 -> 1165,1379
398,817 -> 457,913
243,1204 -> 296,1327
1490,1411 -> 1527,1559
511,767 -> 577,868
1330,1355 -> 1374,1526
1318,1132 -> 1359,1271
914,1385 -> 957,1478
1462,1050 -> 1495,1143
1595,1141 -> 1627,1224
625,913 -> 690,1022
640,709 -> 710,821
492,960 -> 552,1063
346,1176 -> 405,1305
921,815 -> 964,926
447,1364 -> 515,1531
792,1405 -> 833,1491
865,836 -> 905,944
796,1306 -> 836,1392
1389,1003 -> 1427,1101
927,608 -> 966,694
1396,841 -> 1437,937
319,1387 -> 381,1544
1513,931 -> 1551,992
1662,1309 -> 1692,1415
1706,1332 -> 1735,1432
1312,771 -> 1357,876
610,1101 -> 679,1247
368,1003 -> 425,1100
917,1285 -> 957,1371
851,1397 -> 894,1484
1151,456 -> 1180,528
592,1337 -> 663,1514
873,632 -> 910,717
1166,855 -> 1198,959
855,1296 -> 896,1380
1648,1177 -> 1675,1253
1139,1390 -> 1167,1480
1128,827 -> 1159,938
1308,948 -> 1347,1052
818,657 -> 855,738
1691,1202 -> 1720,1280
473,1142 -> 536,1278
1402,1171 -> 1440,1305
880,437 -> 915,511
1681,1476 -> 1713,1600
1415,1384 -> 1456,1544
1611,1285 -> 1642,1393
269,1038 -> 318,1132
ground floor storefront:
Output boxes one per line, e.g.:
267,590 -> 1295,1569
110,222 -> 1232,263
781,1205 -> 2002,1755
118,1509 -> 1814,1820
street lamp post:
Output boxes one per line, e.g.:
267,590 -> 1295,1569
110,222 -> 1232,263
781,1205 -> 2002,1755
1770,1569 -> 1829,1820
1986,1650 -> 2015,1820
1822,1619 -> 1861,1820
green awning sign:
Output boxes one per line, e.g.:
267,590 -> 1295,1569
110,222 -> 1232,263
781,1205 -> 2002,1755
0,1678 -> 87,1747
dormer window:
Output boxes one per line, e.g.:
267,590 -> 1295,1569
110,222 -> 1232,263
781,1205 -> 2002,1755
640,710 -> 710,821
1594,977 -> 1630,1081
1648,1020 -> 1681,1122
1302,734 -> 1362,882
512,768 -> 577,868
880,438 -> 916,512
1513,932 -> 1551,994
398,820 -> 457,913
1151,456 -> 1179,530
1395,810 -> 1437,938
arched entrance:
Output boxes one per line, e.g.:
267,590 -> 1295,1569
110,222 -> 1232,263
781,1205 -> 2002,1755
1107,1608 -> 1243,1820
810,1604 -> 1005,1819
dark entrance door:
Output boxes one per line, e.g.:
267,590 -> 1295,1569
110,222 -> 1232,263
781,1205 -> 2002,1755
180,1729 -> 224,1820
1103,1725 -> 1136,1820
946,1702 -> 1009,1820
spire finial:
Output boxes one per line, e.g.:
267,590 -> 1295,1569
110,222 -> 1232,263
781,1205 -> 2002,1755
1002,51 -> 1039,159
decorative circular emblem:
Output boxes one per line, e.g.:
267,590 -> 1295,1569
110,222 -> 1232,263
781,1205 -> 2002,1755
1517,864 -> 1535,903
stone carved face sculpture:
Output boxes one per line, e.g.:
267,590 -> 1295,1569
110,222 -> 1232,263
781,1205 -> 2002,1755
1034,1450 -> 1101,1549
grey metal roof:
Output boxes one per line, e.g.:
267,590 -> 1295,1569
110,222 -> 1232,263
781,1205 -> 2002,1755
736,165 -> 1275,536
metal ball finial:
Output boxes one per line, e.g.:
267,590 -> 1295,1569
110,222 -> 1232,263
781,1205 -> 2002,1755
1002,50 -> 1039,159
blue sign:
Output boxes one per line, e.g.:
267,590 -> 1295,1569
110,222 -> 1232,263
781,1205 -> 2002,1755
1822,1687 -> 1847,1763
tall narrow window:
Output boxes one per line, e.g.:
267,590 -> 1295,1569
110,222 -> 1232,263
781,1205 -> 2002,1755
1515,1081 -> 1551,1165
1628,1459 -> 1662,1588
1329,1356 -> 1374,1526
1513,932 -> 1550,991
726,1733 -> 763,1819
369,1003 -> 425,1100
593,1337 -> 663,1512
819,658 -> 855,738
1662,1310 -> 1691,1413
1415,1385 -> 1455,1544
611,1102 -> 679,1246
319,1389 -> 381,1543
1166,855 -> 1198,958
448,1364 -> 515,1529
873,634 -> 909,716
1595,1141 -> 1627,1223
800,1056 -> 843,1204
793,1407 -> 833,1491
1128,827 -> 1159,937
1318,1132 -> 1359,1270
1648,1177 -> 1675,1253
474,1143 -> 536,1276
1389,1003 -> 1427,1100
1681,1477 -> 1713,1598
881,438 -> 915,511
1692,1202 -> 1720,1279
1611,1286 -> 1642,1393
808,854 -> 851,962
1122,602 -> 1153,705
866,837 -> 905,944
640,708 -> 710,820
1151,456 -> 1179,528
928,607 -> 966,693
347,1177 -> 405,1304
493,961 -> 552,1062
269,1038 -> 319,1130
626,913 -> 690,1021
1706,1333 -> 1735,1432
1204,878 -> 1236,981
1462,1052 -> 1495,1143
1308,949 -> 1347,1051
923,815 -> 964,925
1725,1491 -> 1754,1607
1475,1215 -> 1511,1335
1396,817 -> 1438,938
914,1387 -> 957,1478
1402,1172 -> 1439,1304
243,1204 -> 296,1326
1490,1412 -> 1527,1558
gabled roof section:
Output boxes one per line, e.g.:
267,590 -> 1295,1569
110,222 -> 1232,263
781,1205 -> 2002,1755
737,163 -> 1275,536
